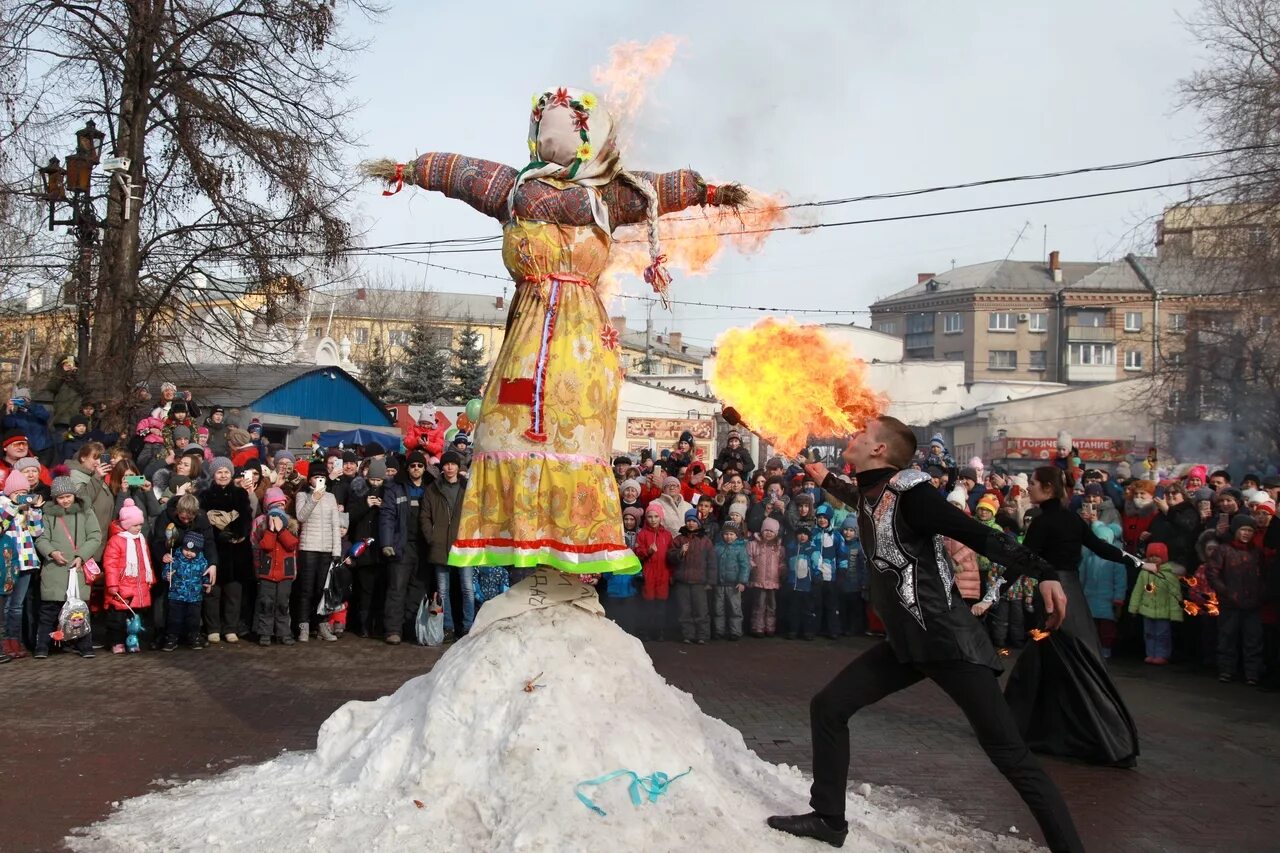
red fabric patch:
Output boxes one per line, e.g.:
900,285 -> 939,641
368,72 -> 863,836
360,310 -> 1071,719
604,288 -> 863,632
498,378 -> 535,406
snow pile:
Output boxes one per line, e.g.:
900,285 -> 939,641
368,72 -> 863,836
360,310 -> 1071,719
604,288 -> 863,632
71,605 -> 1038,852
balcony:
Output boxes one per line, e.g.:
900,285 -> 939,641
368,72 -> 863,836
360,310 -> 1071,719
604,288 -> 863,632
1066,325 -> 1113,342
1065,363 -> 1115,383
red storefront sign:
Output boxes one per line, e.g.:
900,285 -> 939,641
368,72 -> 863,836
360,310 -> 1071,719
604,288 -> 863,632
991,437 -> 1133,463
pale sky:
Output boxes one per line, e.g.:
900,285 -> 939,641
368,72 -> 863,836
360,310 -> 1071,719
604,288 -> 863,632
344,0 -> 1209,351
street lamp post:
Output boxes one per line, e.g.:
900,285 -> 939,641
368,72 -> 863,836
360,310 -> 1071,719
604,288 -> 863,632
37,119 -> 105,368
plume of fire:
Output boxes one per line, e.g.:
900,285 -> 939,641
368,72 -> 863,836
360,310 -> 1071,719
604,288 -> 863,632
709,318 -> 886,457
1181,575 -> 1199,588
1183,600 -> 1201,617
1204,591 -> 1220,617
601,191 -> 789,302
591,35 -> 682,123
1028,628 -> 1051,642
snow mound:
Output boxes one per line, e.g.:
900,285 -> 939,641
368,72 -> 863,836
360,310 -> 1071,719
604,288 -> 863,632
70,605 -> 1039,852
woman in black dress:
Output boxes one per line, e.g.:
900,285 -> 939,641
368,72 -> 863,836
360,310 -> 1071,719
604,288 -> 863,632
1005,465 -> 1148,767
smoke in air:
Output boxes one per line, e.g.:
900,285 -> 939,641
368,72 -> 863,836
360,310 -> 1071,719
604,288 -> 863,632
589,36 -> 793,302
710,318 -> 886,457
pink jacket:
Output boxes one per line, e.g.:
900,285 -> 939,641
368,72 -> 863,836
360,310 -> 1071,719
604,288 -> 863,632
946,537 -> 982,601
103,532 -> 155,611
747,539 -> 785,590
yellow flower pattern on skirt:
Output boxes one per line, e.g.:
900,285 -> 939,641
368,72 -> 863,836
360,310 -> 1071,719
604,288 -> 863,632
447,220 -> 639,574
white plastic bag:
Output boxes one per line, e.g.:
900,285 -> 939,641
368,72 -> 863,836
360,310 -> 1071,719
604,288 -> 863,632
57,566 -> 91,642
415,592 -> 444,646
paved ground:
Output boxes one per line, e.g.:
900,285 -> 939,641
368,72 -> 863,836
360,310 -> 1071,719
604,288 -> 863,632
3,633 -> 1277,852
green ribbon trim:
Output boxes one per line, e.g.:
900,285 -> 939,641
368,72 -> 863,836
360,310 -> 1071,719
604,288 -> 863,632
449,548 -> 640,575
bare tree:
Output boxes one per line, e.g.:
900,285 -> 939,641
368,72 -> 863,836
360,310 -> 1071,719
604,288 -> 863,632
0,0 -> 380,425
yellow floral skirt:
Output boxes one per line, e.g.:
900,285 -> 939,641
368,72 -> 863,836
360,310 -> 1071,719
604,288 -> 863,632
447,275 -> 640,574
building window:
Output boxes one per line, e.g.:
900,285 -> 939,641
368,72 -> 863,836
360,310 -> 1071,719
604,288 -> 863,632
988,350 -> 1017,370
1124,311 -> 1143,332
988,312 -> 1017,332
1166,352 -> 1184,368
1028,313 -> 1048,332
353,327 -> 369,344
876,321 -> 897,335
943,313 -> 963,334
1073,309 -> 1107,328
943,351 -> 964,360
1169,313 -> 1186,332
1029,350 -> 1047,371
1124,350 -> 1143,371
1069,343 -> 1115,365
313,327 -> 323,338
388,329 -> 409,346
1258,315 -> 1274,333
1169,389 -> 1182,409
474,333 -> 486,350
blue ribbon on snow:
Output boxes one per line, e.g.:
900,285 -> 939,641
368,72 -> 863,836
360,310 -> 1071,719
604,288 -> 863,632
574,767 -> 693,817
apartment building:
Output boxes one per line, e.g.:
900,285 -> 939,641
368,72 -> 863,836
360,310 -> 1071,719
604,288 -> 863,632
869,251 -> 1230,386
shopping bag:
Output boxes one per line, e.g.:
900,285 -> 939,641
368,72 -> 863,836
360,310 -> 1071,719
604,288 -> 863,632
415,592 -> 444,646
57,567 -> 92,642
316,557 -> 349,616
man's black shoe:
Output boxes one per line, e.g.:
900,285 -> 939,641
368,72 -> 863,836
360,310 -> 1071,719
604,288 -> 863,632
766,812 -> 848,848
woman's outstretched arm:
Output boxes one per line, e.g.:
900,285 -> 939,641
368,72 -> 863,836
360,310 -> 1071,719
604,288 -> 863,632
360,154 -> 518,222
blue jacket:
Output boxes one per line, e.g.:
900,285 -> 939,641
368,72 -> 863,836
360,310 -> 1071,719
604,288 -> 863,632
3,403 -> 53,452
786,538 -> 822,592
378,478 -> 426,559
1078,521 -> 1127,620
713,538 -> 750,586
812,522 -> 846,582
837,537 -> 869,592
168,550 -> 209,603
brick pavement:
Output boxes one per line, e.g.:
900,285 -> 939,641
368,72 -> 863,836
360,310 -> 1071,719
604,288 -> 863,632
2,634 -> 1277,852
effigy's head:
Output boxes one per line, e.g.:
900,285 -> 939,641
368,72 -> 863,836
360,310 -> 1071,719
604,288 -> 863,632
527,87 -> 619,179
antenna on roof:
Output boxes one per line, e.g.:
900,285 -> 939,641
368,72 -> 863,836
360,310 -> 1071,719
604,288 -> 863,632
1004,220 -> 1031,262
1043,224 -> 1048,264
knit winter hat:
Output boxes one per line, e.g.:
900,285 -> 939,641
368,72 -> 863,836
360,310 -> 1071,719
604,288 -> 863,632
622,506 -> 645,524
406,450 -> 427,467
15,457 -> 40,472
274,449 -> 296,464
3,468 -> 27,496
721,521 -> 742,537
947,487 -> 968,509
247,420 -> 263,434
1145,542 -> 1168,563
620,478 -> 641,494
766,456 -> 785,470
761,517 -> 781,536
196,427 -> 210,438
118,498 -> 145,529
264,487 -> 287,508
182,531 -> 205,551
663,476 -> 680,489
644,503 -> 664,519
1251,496 -> 1276,516
976,493 -> 1001,516
227,428 -> 252,449
684,507 -> 700,523
958,466 -> 978,482
70,414 -> 90,430
172,425 -> 192,442
815,503 -> 833,519
1012,473 -> 1029,489
366,458 -> 388,480
1187,465 -> 1209,482
841,514 -> 858,530
440,450 -> 464,468
50,475 -> 76,497
793,493 -> 814,508
209,457 -> 234,477
1084,483 -> 1104,498
1193,487 -> 1215,503
1231,514 -> 1257,534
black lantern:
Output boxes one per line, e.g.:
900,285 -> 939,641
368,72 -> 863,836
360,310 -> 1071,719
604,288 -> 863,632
38,157 -> 67,201
64,151 -> 91,194
75,119 -> 105,164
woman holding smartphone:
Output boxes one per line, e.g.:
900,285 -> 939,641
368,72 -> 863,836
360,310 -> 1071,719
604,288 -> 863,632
108,460 -> 163,537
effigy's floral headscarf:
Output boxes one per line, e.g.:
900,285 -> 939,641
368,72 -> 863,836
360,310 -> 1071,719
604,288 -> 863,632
511,86 -> 671,304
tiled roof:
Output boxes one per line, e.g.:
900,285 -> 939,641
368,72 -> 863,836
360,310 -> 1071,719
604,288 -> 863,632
874,259 -> 1106,305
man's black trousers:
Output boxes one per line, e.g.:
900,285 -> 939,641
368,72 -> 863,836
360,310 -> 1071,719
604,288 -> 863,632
808,641 -> 1083,853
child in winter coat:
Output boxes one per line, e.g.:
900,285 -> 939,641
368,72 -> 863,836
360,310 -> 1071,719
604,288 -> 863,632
712,521 -> 751,640
634,504 -> 673,641
1208,515 -> 1264,685
294,470 -> 344,642
836,515 -> 868,637
605,506 -> 644,634
811,504 -> 845,638
256,492 -> 299,646
33,476 -> 102,659
747,517 -> 785,636
670,508 -> 716,644
1,468 -> 43,660
1127,541 -> 1184,665
164,531 -> 212,651
102,499 -> 154,654
785,526 -> 821,640
1077,521 -> 1128,659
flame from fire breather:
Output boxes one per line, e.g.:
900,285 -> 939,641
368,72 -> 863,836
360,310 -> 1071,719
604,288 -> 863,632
588,35 -> 794,302
1028,628 -> 1051,642
1183,600 -> 1201,617
709,318 -> 886,457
